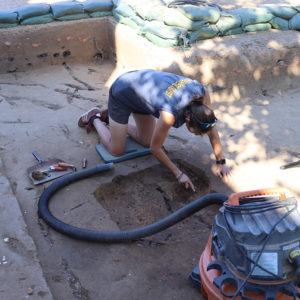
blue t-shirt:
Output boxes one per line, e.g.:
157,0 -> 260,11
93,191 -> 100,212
111,69 -> 205,128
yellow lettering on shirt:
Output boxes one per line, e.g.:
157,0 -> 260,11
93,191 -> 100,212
165,79 -> 192,98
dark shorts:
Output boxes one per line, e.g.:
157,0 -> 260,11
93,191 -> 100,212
108,87 -> 150,124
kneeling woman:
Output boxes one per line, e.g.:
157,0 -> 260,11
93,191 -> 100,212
78,69 -> 231,191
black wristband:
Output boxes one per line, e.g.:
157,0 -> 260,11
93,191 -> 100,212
89,114 -> 101,125
216,158 -> 226,165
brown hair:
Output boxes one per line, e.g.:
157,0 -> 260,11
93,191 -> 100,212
184,95 -> 217,134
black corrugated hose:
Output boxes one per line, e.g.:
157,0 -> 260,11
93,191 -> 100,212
38,163 -> 228,243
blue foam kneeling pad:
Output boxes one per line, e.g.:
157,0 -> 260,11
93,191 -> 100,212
95,137 -> 151,163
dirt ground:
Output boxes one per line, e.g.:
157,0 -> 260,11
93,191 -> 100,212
0,61 -> 228,300
0,1 -> 300,300
0,58 -> 299,299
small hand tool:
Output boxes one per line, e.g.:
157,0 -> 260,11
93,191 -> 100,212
43,162 -> 77,176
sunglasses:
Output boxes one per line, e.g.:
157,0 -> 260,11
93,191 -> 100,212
190,112 -> 217,129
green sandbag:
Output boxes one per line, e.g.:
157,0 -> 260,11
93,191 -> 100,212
112,9 -> 145,27
56,13 -> 89,21
113,10 -> 141,31
223,27 -> 244,36
15,4 -> 50,20
270,17 -> 289,30
130,0 -> 165,19
244,23 -> 271,32
0,11 -> 18,23
83,0 -> 113,12
132,2 -> 165,21
163,8 -> 206,31
51,1 -> 84,18
262,5 -> 297,20
216,13 -> 241,35
114,3 -> 136,17
130,14 -> 145,27
175,4 -> 220,23
89,11 -> 112,18
189,24 -> 218,42
230,7 -> 273,26
21,13 -> 54,25
0,23 -> 18,28
141,20 -> 187,40
144,32 -> 180,47
289,13 -> 300,30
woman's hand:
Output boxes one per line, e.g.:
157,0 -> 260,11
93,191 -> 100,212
216,164 -> 232,179
177,172 -> 196,192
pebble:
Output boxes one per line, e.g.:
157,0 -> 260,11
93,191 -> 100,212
27,287 -> 33,295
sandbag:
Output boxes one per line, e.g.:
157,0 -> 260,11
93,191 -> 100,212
270,17 -> 289,30
0,23 -> 18,28
289,13 -> 300,30
21,13 -> 54,25
51,1 -> 84,18
0,11 -> 18,23
56,13 -> 89,21
123,0 -> 163,6
129,14 -> 145,27
262,5 -> 297,20
244,23 -> 271,32
15,4 -> 50,20
230,7 -> 273,26
113,10 -> 141,31
113,8 -> 145,27
163,8 -> 206,31
144,32 -> 181,47
216,12 -> 241,35
131,2 -> 165,21
114,3 -> 136,17
175,4 -> 220,23
293,6 -> 300,13
189,24 -> 218,43
223,27 -> 244,36
83,0 -> 113,12
141,20 -> 187,40
89,11 -> 112,18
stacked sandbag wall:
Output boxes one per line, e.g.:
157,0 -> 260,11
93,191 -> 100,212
113,0 -> 300,47
0,0 -> 300,47
0,0 -> 299,48
0,0 -> 113,27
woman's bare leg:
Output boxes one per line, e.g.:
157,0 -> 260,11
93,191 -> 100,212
127,114 -> 156,147
93,118 -> 127,156
93,113 -> 155,155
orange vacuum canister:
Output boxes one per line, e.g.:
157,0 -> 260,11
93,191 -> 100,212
189,188 -> 300,300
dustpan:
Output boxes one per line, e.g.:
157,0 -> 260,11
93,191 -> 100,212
27,151 -> 74,185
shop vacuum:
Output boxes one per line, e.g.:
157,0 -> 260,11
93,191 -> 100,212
38,166 -> 300,300
189,188 -> 300,300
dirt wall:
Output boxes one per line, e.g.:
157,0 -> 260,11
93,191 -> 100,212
0,18 -> 110,73
1,16 -> 299,97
